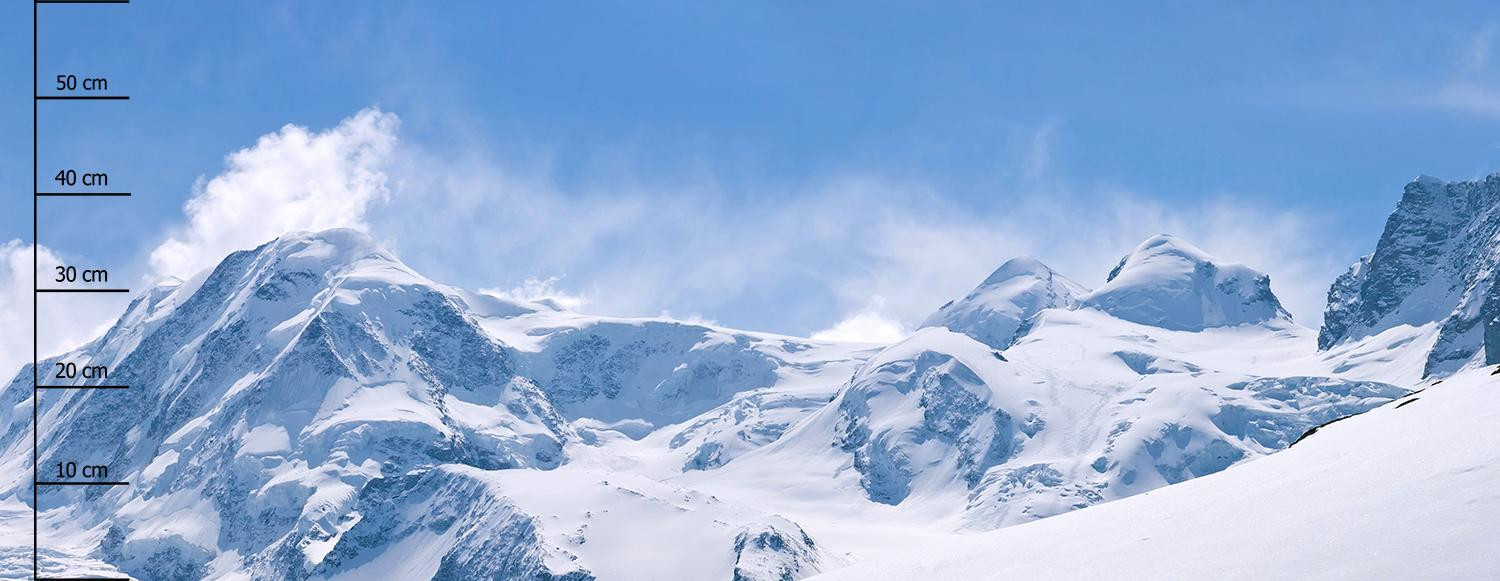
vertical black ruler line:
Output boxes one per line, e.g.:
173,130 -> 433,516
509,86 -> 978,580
31,0 -> 40,577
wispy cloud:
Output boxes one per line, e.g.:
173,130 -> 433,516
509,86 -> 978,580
1427,81 -> 1500,118
139,109 -> 1349,344
149,107 -> 399,279
810,296 -> 909,344
813,189 -> 1347,334
1419,22 -> 1500,118
480,276 -> 592,312
375,141 -> 1347,336
1251,21 -> 1500,121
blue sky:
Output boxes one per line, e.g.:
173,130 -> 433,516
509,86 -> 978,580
4,2 -> 1500,360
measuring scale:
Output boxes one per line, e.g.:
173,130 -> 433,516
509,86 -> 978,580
32,1 -> 132,579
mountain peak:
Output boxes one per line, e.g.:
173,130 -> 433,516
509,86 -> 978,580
255,227 -> 397,270
980,256 -> 1054,285
1083,234 -> 1290,331
922,256 -> 1088,349
1410,174 -> 1447,188
1104,234 -> 1207,282
1319,172 -> 1500,377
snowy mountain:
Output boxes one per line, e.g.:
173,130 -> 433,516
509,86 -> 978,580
2,231 -> 579,578
3,179 -> 1492,580
1319,174 -> 1500,378
0,230 -> 868,580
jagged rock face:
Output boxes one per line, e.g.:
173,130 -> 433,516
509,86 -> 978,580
921,257 -> 1089,349
1081,235 -> 1290,332
1319,175 -> 1500,377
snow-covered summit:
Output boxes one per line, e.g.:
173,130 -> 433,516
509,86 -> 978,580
1081,234 -> 1290,332
0,228 -> 581,577
258,227 -> 394,266
920,256 -> 1088,349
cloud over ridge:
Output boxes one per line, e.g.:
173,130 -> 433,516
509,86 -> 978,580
138,107 -> 1349,342
149,107 -> 399,279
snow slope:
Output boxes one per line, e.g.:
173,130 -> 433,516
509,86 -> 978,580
814,365 -> 1500,580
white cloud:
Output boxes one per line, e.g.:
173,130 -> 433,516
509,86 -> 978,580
0,241 -> 129,380
361,128 -> 1347,338
139,108 -> 1347,343
149,107 -> 399,279
815,189 -> 1346,336
810,297 -> 910,344
1264,23 -> 1500,120
657,311 -> 719,327
1020,120 -> 1061,183
0,108 -> 399,378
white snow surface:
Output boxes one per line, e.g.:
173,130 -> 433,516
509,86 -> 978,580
814,366 -> 1500,580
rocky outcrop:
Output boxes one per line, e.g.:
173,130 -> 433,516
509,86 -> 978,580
1319,174 -> 1500,377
